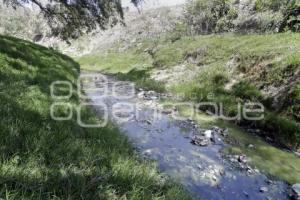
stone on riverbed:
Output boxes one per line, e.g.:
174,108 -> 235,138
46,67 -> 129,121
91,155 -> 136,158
292,184 -> 300,200
238,155 -> 247,163
161,108 -> 174,115
260,186 -> 268,193
203,130 -> 213,139
191,136 -> 211,147
211,126 -> 228,137
137,90 -> 160,100
137,91 -> 145,99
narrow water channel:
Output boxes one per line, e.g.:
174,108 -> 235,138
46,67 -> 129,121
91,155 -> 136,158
82,73 -> 289,200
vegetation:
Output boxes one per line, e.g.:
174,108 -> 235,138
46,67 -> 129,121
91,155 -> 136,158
164,33 -> 300,147
286,83 -> 300,120
184,0 -> 237,34
78,50 -> 152,73
3,0 -> 142,40
0,35 -> 191,199
77,48 -> 165,92
116,69 -> 166,93
184,0 -> 300,34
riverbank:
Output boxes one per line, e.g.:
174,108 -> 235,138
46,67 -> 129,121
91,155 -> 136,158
78,33 -> 300,150
78,32 -> 300,185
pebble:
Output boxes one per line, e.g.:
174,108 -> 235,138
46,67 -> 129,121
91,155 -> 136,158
161,109 -> 173,115
203,130 -> 213,139
212,175 -> 217,181
243,191 -> 249,197
191,136 -> 211,147
219,169 -> 225,176
260,186 -> 268,193
238,155 -> 247,163
137,91 -> 145,99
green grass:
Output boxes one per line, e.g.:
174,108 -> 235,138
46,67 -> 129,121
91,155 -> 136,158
78,49 -> 165,92
77,49 -> 152,73
0,35 -> 191,200
116,69 -> 166,92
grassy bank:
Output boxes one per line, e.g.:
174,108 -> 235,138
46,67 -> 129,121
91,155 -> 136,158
0,35 -> 191,199
79,32 -> 300,147
78,53 -> 165,92
78,32 -> 300,184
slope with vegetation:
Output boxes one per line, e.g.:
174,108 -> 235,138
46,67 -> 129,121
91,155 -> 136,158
77,0 -> 300,184
79,32 -> 300,148
0,35 -> 190,199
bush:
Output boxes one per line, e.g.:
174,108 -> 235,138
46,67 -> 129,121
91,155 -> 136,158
232,81 -> 263,101
255,0 -> 288,11
184,0 -> 236,35
286,84 -> 300,120
255,0 -> 300,32
264,113 -> 300,147
183,0 -> 300,34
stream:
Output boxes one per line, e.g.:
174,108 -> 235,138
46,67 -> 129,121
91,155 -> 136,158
81,73 -> 289,200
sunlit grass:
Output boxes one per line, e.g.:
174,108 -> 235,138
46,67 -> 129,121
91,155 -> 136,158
77,50 -> 152,73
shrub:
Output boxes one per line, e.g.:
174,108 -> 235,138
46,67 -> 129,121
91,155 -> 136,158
232,81 -> 263,101
183,0 -> 300,34
264,113 -> 300,147
255,0 -> 288,11
184,0 -> 236,35
286,84 -> 300,120
255,0 -> 300,32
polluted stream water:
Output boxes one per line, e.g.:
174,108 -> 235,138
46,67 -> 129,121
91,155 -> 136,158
81,73 -> 290,200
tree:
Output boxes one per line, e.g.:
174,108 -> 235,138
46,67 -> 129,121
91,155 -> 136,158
3,0 -> 142,40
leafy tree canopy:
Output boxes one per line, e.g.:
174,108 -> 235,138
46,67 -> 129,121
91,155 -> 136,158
3,0 -> 142,40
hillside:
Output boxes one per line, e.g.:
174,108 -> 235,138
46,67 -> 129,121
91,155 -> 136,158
0,2 -> 184,57
0,35 -> 190,199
